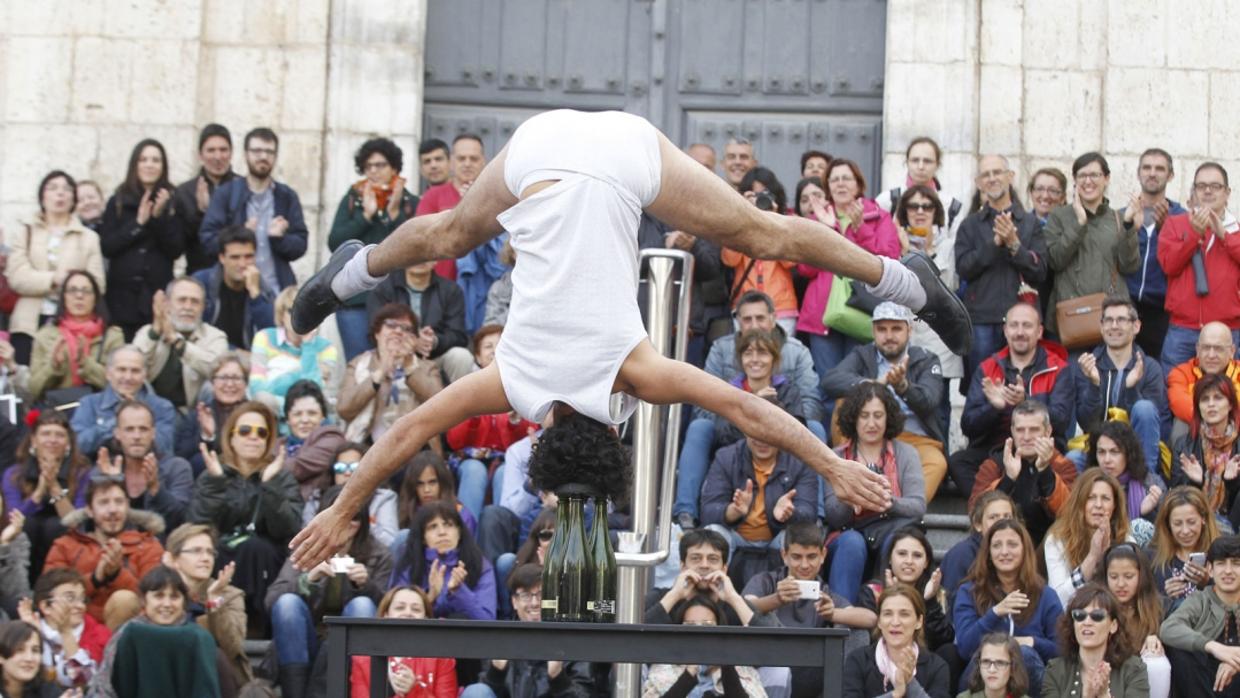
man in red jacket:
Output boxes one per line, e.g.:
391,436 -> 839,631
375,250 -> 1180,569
1158,161 -> 1240,371
43,477 -> 166,629
415,134 -> 487,280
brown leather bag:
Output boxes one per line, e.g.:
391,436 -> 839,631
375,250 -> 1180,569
1054,211 -> 1123,349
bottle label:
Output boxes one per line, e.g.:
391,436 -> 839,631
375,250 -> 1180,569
594,600 -> 616,614
541,599 -> 558,611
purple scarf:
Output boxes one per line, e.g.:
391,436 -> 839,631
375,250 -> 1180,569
1117,472 -> 1147,521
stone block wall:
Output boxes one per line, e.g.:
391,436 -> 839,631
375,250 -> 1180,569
882,0 -> 1238,207
0,0 -> 425,281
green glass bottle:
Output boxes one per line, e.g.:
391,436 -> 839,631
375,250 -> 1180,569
554,486 -> 593,622
540,500 -> 568,621
587,497 -> 617,623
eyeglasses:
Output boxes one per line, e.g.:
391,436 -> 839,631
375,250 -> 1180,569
537,529 -> 555,542
364,161 -> 391,171
514,590 -> 542,605
1100,316 -> 1135,326
979,659 -> 1011,671
978,169 -> 1010,180
1199,343 -> 1235,355
52,594 -> 87,606
64,287 -> 95,297
213,374 -> 246,384
826,174 -> 855,184
231,424 -> 269,439
333,461 -> 360,475
383,320 -> 415,334
904,202 -> 936,212
179,546 -> 216,557
1070,608 -> 1108,623
1032,186 -> 1063,197
1194,182 -> 1227,194
1075,171 -> 1105,182
247,147 -> 277,157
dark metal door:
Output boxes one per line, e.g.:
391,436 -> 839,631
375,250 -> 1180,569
422,0 -> 885,189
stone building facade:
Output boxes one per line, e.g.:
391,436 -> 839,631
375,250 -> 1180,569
1,0 -> 1235,278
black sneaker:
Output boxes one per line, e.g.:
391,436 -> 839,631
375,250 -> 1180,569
902,251 -> 972,357
290,240 -> 364,335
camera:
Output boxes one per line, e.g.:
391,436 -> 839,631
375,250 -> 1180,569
753,191 -> 776,212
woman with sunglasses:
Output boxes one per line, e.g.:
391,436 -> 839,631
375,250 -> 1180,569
339,303 -> 444,451
267,484 -> 391,698
1095,543 -> 1171,698
958,633 -> 1030,698
302,441 -> 398,549
1043,583 -> 1149,698
189,401 -> 302,633
26,270 -> 123,404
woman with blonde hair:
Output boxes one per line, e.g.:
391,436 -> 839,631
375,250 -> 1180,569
1042,468 -> 1132,606
249,286 -> 340,416
1150,485 -> 1219,603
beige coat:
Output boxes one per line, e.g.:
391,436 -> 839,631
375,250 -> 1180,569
6,215 -> 106,335
27,323 -> 125,400
133,322 -> 229,409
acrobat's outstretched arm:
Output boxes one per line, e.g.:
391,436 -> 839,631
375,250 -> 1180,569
289,363 -> 511,569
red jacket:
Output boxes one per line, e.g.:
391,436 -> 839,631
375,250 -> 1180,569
446,414 -> 538,454
1158,212 -> 1240,329
43,509 -> 166,623
350,655 -> 457,698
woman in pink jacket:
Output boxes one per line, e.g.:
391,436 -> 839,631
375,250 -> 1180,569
795,160 -> 901,381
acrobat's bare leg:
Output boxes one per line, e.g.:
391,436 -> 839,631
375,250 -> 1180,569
289,363 -> 511,568
614,341 -> 891,511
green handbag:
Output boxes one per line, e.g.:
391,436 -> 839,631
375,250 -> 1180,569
822,274 -> 874,341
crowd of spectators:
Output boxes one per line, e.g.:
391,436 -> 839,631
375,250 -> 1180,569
0,118 -> 1237,698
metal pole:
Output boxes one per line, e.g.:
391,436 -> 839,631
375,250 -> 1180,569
614,249 -> 693,697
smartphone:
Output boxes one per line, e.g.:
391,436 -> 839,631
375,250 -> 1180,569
795,580 -> 821,601
1189,552 -> 1207,567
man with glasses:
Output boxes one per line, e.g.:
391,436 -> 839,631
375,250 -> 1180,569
1120,148 -> 1185,361
1167,321 -> 1240,435
956,154 -> 1048,389
1071,297 -> 1169,472
366,259 -> 474,384
30,568 -> 112,687
200,127 -> 308,291
71,345 -> 177,455
133,276 -> 227,413
1043,152 -> 1141,337
44,476 -> 166,629
1158,161 -> 1240,371
86,400 -> 193,531
459,563 -> 596,698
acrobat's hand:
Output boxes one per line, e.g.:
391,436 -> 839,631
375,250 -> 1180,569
288,504 -> 353,571
826,455 -> 891,512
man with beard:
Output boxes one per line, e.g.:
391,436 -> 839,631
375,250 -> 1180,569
174,123 -> 238,273
1120,148 -> 1184,360
823,302 -> 948,500
87,400 -> 194,531
948,302 -> 1072,496
43,476 -> 166,629
200,127 -> 308,291
955,154 -> 1048,390
134,276 -> 228,412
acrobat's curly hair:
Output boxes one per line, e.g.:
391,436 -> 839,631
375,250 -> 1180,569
528,412 -> 631,502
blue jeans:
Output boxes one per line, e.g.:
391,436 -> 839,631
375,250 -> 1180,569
455,458 -> 489,521
1129,399 -> 1163,473
272,593 -> 377,666
675,420 -> 828,521
335,306 -> 373,362
461,684 -> 497,698
826,530 -> 866,604
495,552 -> 517,619
705,524 -> 785,562
963,323 -> 1005,393
808,332 -> 852,382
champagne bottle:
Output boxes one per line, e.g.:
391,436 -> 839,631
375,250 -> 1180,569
588,496 -> 617,623
540,499 -> 568,621
555,486 -> 593,622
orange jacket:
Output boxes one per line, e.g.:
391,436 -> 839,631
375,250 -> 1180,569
721,250 -> 798,315
43,509 -> 166,622
1167,358 -> 1240,424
